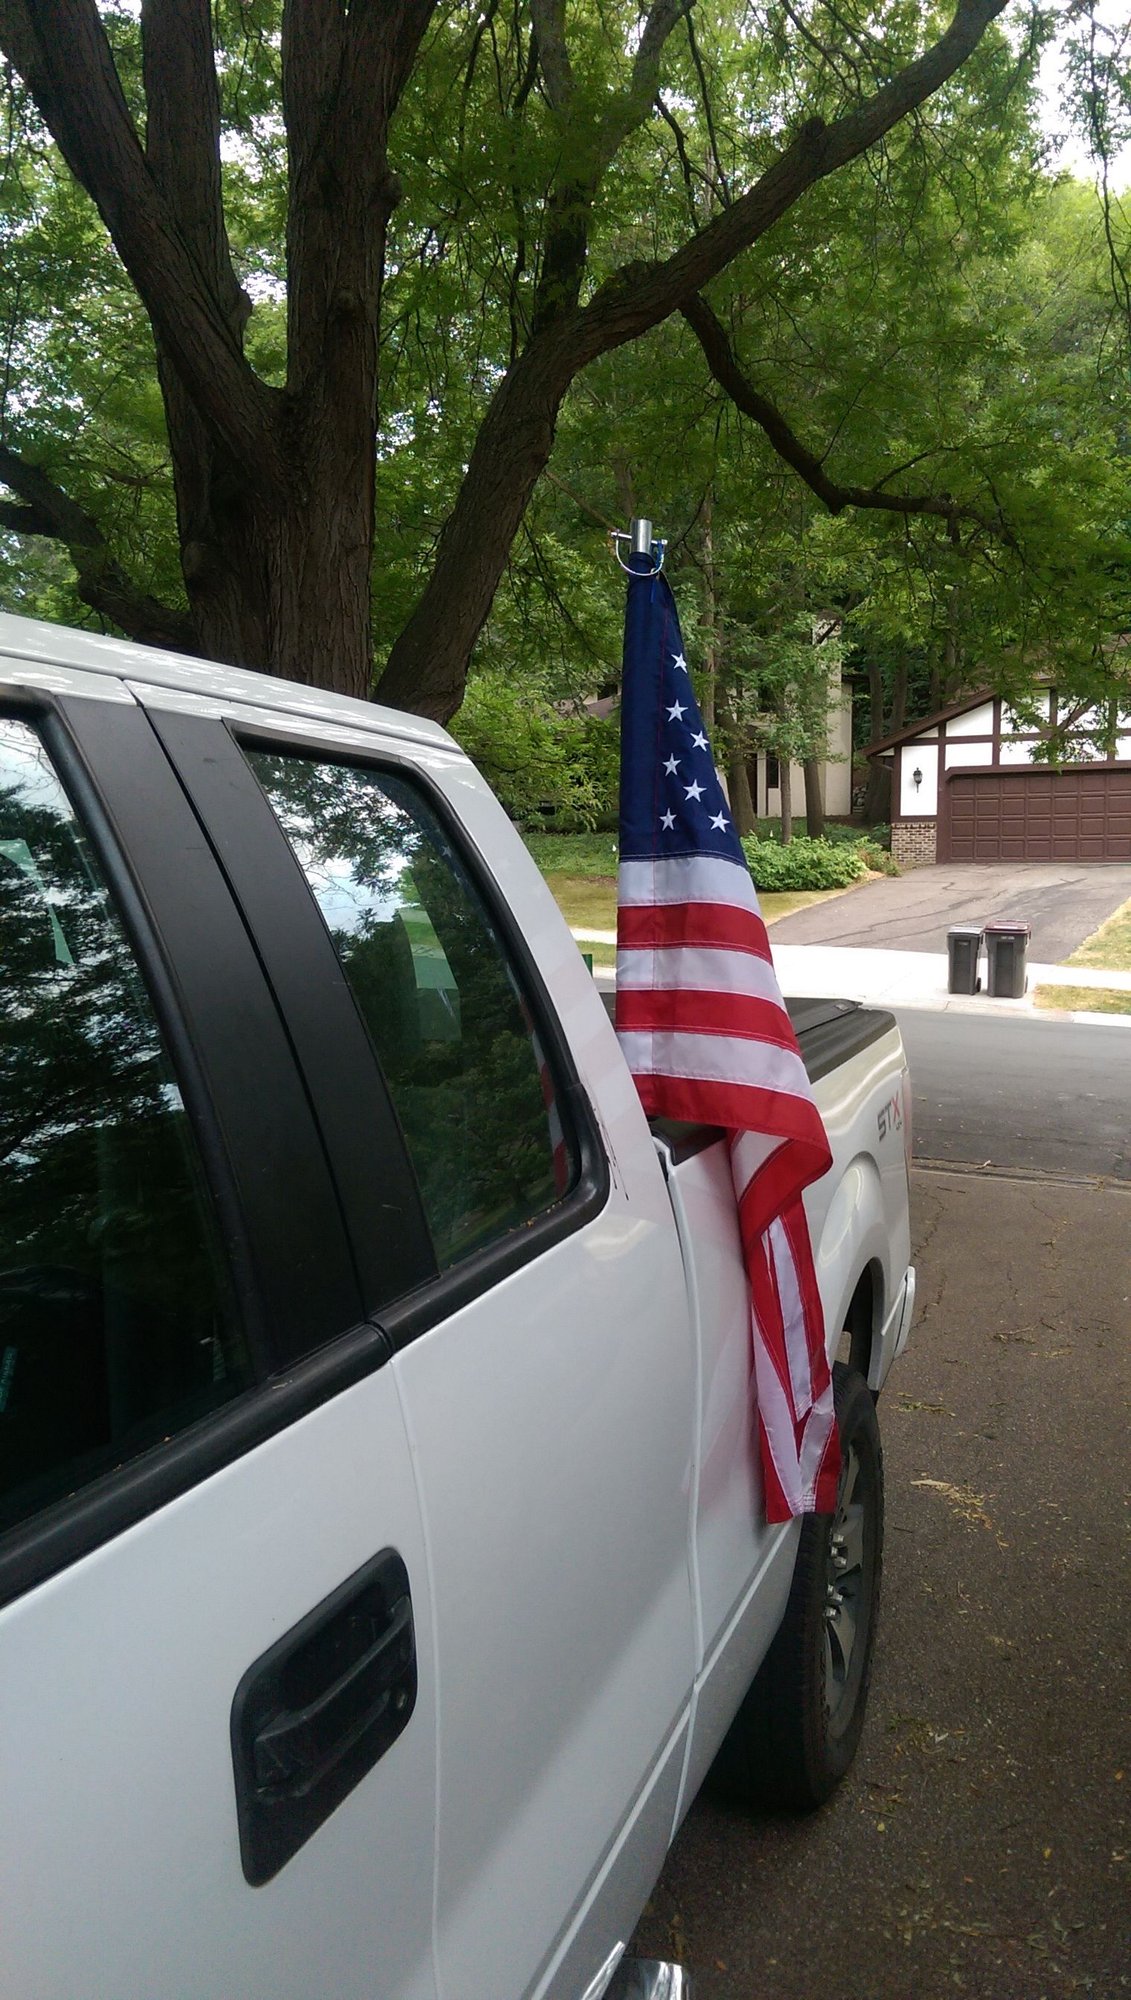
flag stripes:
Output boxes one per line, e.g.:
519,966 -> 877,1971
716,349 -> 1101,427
615,555 -> 840,1522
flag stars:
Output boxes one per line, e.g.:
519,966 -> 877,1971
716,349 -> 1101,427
672,651 -> 689,673
660,808 -> 676,830
710,810 -> 729,831
691,730 -> 708,751
663,754 -> 680,775
684,780 -> 705,802
666,700 -> 687,722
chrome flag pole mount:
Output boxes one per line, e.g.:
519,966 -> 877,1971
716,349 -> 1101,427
612,520 -> 840,1521
610,518 -> 665,576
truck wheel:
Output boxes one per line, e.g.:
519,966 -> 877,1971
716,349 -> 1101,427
710,1363 -> 883,1811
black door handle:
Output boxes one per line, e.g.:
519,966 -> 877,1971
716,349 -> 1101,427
232,1549 -> 417,1884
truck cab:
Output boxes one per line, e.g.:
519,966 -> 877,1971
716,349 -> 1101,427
0,612 -> 913,2000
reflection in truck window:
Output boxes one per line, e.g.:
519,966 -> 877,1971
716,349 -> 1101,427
246,750 -> 576,1269
0,718 -> 249,1535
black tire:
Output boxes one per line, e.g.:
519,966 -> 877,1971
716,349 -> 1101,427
710,1362 -> 884,1811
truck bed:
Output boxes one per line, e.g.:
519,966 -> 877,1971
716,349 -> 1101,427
598,990 -> 897,1155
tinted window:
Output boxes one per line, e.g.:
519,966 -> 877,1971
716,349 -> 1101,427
0,719 -> 250,1533
246,752 -> 576,1270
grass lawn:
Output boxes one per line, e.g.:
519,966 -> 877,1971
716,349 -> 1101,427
1034,983 -> 1131,1016
548,877 -> 853,937
1064,897 -> 1131,972
525,830 -> 867,961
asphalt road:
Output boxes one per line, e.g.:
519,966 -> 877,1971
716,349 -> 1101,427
894,1008 -> 1131,1182
631,1168 -> 1131,1999
769,862 -> 1131,961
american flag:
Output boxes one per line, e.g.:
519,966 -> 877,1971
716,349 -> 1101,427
615,554 -> 840,1521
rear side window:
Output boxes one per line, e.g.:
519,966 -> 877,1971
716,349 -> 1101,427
0,718 -> 251,1534
246,751 -> 576,1270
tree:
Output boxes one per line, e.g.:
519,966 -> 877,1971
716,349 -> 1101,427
0,0 -> 1020,717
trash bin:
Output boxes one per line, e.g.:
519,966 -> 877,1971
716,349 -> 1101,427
946,924 -> 983,995
984,920 -> 1030,998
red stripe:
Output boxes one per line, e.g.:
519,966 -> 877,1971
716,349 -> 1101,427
616,987 -> 801,1045
632,1071 -> 830,1139
809,1420 -> 841,1517
734,1129 -> 830,1243
618,902 -> 772,957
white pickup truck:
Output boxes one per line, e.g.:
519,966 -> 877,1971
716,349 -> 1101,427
0,613 -> 914,2000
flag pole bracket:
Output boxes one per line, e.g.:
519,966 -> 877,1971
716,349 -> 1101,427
610,518 -> 665,576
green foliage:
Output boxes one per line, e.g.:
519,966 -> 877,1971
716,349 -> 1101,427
448,670 -> 612,830
741,835 -> 867,891
1,0 -> 1129,774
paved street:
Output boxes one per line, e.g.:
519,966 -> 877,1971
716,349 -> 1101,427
895,1008 -> 1131,1182
631,1168 -> 1131,1999
769,863 -> 1131,961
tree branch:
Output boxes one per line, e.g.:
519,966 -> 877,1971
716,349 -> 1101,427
529,0 -> 573,116
680,294 -> 1016,544
0,0 -> 282,482
141,0 -> 249,340
596,0 -> 691,167
575,0 -> 1011,361
380,0 -> 1013,722
0,443 -> 196,649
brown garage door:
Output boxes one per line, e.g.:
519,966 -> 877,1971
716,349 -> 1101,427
942,766 -> 1131,862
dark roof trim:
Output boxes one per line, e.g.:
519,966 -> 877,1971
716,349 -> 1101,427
865,688 -> 998,758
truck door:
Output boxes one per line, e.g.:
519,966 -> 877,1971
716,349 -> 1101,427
0,685 -> 438,2000
152,707 -> 700,2000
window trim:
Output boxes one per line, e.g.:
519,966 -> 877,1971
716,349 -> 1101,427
0,689 -> 370,1607
0,695 -> 268,1365
143,707 -> 437,1316
158,712 -> 612,1351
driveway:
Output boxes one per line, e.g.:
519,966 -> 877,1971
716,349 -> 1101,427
768,861 -> 1131,961
630,1166 -> 1131,1999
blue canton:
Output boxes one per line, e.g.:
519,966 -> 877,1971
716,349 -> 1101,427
618,557 -> 747,868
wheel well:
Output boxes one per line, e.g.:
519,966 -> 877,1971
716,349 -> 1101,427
842,1264 -> 881,1383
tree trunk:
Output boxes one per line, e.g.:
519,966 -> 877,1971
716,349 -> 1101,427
862,657 -> 893,824
700,488 -> 718,734
780,759 -> 793,845
891,654 -> 909,733
803,755 -> 825,837
728,750 -> 756,836
862,756 -> 892,824
941,584 -> 962,706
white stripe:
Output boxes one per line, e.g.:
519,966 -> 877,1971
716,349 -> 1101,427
797,1376 -> 837,1500
618,1029 -> 812,1101
730,1129 -> 787,1195
616,944 -> 786,1005
619,853 -> 762,913
770,1215 -> 814,1415
752,1325 -> 804,1514
754,1300 -> 837,1513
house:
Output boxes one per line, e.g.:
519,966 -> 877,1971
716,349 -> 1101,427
869,687 -> 1131,865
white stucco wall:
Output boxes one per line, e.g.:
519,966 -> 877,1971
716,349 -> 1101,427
900,742 -> 938,816
947,701 -> 995,736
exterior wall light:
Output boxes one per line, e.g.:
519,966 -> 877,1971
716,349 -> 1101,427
912,766 -> 923,791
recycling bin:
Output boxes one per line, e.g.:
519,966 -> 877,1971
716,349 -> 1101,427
984,920 -> 1031,998
946,924 -> 983,995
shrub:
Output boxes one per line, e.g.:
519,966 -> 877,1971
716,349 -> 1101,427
740,836 -> 867,891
